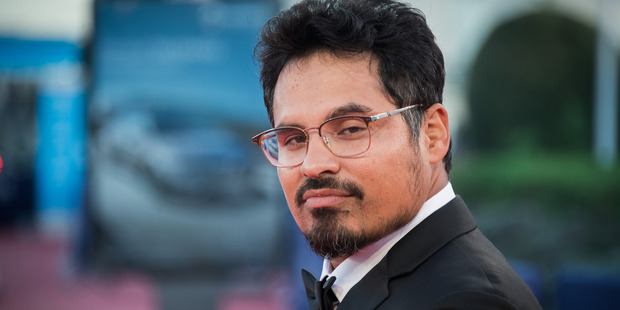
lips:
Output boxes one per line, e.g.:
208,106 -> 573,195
295,177 -> 365,209
302,189 -> 352,208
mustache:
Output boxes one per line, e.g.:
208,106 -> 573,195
295,177 -> 365,207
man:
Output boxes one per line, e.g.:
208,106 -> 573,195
251,0 -> 542,309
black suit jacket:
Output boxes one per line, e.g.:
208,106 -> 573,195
337,196 -> 541,309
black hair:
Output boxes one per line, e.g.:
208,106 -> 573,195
255,0 -> 451,173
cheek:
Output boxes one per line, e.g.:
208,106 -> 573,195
277,168 -> 302,210
364,142 -> 424,206
278,169 -> 309,229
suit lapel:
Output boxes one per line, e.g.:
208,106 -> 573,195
338,196 -> 477,309
386,196 -> 477,278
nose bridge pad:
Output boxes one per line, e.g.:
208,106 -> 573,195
322,136 -> 331,149
304,129 -> 334,158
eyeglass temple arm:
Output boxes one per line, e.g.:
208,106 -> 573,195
370,104 -> 420,122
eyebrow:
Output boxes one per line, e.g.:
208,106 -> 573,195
276,102 -> 373,129
327,103 -> 373,119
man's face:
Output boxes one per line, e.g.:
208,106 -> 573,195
272,51 -> 432,260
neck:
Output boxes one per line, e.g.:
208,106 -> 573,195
329,256 -> 347,270
427,168 -> 449,201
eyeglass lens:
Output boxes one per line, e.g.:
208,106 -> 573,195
259,117 -> 371,167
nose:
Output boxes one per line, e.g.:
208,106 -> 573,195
299,130 -> 340,178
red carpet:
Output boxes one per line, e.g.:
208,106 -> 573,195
0,230 -> 157,310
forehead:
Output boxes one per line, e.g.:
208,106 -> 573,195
272,51 -> 394,127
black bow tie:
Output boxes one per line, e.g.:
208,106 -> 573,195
301,269 -> 340,310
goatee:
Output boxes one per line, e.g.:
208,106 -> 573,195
304,207 -> 369,259
296,177 -> 367,258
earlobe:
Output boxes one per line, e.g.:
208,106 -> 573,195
423,104 -> 450,164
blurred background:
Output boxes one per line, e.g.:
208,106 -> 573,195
0,0 -> 618,309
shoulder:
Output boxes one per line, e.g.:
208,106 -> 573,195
380,228 -> 541,309
341,198 -> 541,310
431,290 -> 520,310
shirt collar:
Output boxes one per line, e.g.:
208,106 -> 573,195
320,182 -> 456,301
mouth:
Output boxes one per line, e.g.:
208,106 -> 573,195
295,177 -> 365,209
302,189 -> 352,209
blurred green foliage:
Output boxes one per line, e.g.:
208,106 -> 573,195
457,9 -> 620,270
466,10 -> 597,151
451,150 -> 620,271
452,150 -> 620,215
462,9 -> 619,210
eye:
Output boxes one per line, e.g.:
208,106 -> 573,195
328,118 -> 367,139
284,134 -> 307,146
338,125 -> 366,136
276,130 -> 307,150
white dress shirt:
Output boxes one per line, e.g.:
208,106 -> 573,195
319,182 -> 456,302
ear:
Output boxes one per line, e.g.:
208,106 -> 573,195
422,103 -> 450,165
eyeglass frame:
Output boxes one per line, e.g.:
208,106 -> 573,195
251,104 -> 422,167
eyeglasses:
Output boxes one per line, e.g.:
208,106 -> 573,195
252,105 -> 420,167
